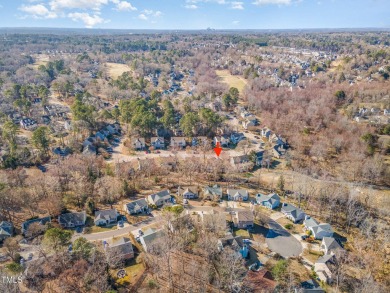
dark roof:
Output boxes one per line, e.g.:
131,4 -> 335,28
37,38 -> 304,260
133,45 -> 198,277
58,211 -> 86,226
141,228 -> 164,248
21,217 -> 51,232
218,235 -> 243,249
0,221 -> 13,237
231,155 -> 249,165
107,237 -> 133,256
203,185 -> 223,196
125,198 -> 148,211
94,209 -> 118,222
281,203 -> 304,218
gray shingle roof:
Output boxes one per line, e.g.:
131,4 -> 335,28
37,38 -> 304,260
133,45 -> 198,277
256,193 -> 280,205
58,211 -> 86,226
125,198 -> 148,212
94,209 -> 118,222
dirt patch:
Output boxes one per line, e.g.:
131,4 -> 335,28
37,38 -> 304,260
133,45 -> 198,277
105,62 -> 132,79
216,70 -> 247,93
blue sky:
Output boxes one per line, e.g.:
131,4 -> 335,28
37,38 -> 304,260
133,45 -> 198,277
0,0 -> 389,29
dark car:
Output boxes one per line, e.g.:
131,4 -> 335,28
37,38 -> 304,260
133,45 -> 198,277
106,147 -> 114,153
301,235 -> 308,240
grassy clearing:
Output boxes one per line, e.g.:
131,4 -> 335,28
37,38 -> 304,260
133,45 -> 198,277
234,228 -> 250,238
112,259 -> 145,287
216,70 -> 247,93
106,62 -> 131,79
30,55 -> 49,70
89,225 -> 117,234
302,249 -> 323,264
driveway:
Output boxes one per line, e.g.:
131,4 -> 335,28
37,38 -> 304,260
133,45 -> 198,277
266,219 -> 302,258
72,216 -> 161,242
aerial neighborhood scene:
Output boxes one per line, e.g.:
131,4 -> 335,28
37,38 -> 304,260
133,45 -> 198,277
0,0 -> 389,292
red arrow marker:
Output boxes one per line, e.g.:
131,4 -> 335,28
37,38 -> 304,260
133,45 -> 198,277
214,142 -> 222,157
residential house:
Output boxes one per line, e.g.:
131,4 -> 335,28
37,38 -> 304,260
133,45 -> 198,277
170,137 -> 186,148
240,110 -> 250,119
230,132 -> 245,144
0,221 -> 13,241
269,134 -> 287,147
94,209 -> 118,226
21,216 -> 51,235
105,237 -> 134,260
256,193 -> 280,209
242,119 -> 257,130
123,198 -> 149,215
314,254 -> 334,284
106,124 -> 119,135
217,235 -> 249,258
232,210 -> 254,229
132,138 -> 146,150
83,136 -> 96,148
203,185 -> 223,201
52,146 -> 70,157
310,223 -> 333,239
58,211 -> 86,228
261,127 -> 272,138
230,155 -> 250,167
321,237 -> 343,255
192,136 -> 209,147
304,216 -> 333,239
147,190 -> 171,207
231,155 -> 253,172
20,118 -> 37,130
227,189 -> 249,201
150,137 -> 165,149
140,228 -> 164,252
95,131 -> 106,142
177,186 -> 199,199
281,203 -> 306,223
214,135 -> 230,147
272,145 -> 287,159
83,145 -> 96,156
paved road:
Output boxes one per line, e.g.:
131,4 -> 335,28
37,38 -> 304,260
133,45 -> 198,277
265,219 -> 302,258
72,216 -> 161,242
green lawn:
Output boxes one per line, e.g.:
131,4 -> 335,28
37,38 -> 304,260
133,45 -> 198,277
234,228 -> 250,238
89,225 -> 117,234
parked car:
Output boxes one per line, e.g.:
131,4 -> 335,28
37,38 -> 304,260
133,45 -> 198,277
117,220 -> 124,228
28,253 -> 33,261
301,235 -> 308,240
243,239 -> 251,244
138,230 -> 144,236
135,236 -> 141,243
